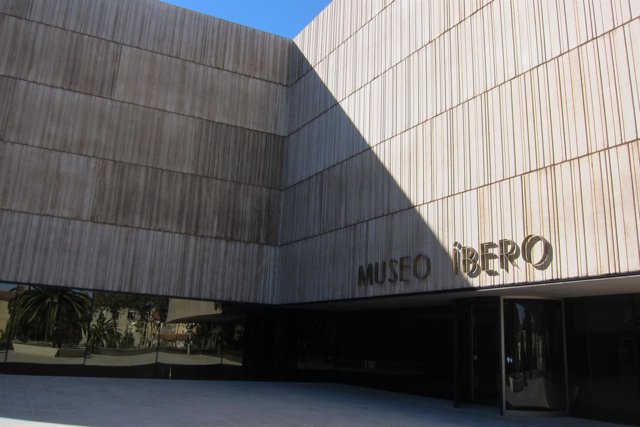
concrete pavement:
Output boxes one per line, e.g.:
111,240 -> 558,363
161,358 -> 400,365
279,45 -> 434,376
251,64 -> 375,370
0,375 -> 623,427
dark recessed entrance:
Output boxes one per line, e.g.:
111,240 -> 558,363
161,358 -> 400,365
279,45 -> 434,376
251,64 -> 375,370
471,304 -> 501,405
502,298 -> 568,415
453,298 -> 501,408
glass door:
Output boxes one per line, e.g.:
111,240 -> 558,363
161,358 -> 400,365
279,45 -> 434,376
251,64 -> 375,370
470,304 -> 500,405
502,299 -> 568,414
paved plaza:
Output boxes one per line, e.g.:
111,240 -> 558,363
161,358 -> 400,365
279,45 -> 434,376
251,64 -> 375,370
0,375 -> 623,427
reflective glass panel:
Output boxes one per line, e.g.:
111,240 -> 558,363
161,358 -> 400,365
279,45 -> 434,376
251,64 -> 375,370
504,299 -> 567,411
85,292 -> 167,367
6,285 -> 91,365
158,298 -> 242,367
565,295 -> 640,424
0,282 -> 17,363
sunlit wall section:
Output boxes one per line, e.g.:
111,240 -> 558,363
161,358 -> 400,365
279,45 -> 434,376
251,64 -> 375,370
279,1 -> 640,303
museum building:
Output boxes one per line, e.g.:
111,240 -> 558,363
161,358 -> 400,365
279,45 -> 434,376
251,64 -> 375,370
0,0 -> 639,423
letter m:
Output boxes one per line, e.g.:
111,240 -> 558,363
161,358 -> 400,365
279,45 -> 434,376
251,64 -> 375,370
358,264 -> 374,286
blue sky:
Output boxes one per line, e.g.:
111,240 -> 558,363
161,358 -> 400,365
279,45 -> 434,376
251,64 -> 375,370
161,0 -> 332,38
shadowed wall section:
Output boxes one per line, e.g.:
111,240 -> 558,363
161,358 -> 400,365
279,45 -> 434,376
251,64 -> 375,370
0,0 -> 288,303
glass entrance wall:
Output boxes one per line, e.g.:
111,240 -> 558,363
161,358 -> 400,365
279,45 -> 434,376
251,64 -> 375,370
471,305 -> 500,404
452,298 -> 500,407
272,306 -> 454,399
503,299 -> 567,412
565,294 -> 640,425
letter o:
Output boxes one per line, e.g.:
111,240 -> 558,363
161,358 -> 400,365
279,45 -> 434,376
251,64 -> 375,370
413,254 -> 431,280
521,235 -> 552,269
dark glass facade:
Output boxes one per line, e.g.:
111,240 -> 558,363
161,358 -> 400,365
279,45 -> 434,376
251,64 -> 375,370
566,295 -> 640,424
0,282 -> 244,379
2,280 -> 639,425
503,299 -> 567,412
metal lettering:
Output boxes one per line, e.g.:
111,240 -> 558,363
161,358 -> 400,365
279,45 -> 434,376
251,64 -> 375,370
412,254 -> 431,279
399,257 -> 411,282
461,246 -> 481,277
388,259 -> 399,283
357,264 -> 374,286
480,242 -> 499,276
499,239 -> 520,272
521,235 -> 552,269
374,261 -> 386,285
453,242 -> 463,275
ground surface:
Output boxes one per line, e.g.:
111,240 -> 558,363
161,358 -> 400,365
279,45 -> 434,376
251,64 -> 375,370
0,375 -> 623,426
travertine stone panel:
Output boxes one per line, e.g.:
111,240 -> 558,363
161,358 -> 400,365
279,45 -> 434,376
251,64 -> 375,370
113,46 -> 286,135
0,142 -> 96,220
287,1 -> 640,182
0,210 -> 277,303
282,19 -> 640,241
2,79 -> 283,188
195,120 -> 283,188
91,160 -> 280,245
280,0 -> 640,303
0,77 -> 15,136
0,141 -> 280,245
291,0 -> 393,82
19,0 -> 290,85
0,15 -> 121,98
0,0 -> 288,303
0,0 -> 33,18
278,141 -> 640,303
290,0 -> 491,114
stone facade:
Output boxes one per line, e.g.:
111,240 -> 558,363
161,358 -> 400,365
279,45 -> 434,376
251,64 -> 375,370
0,0 -> 638,304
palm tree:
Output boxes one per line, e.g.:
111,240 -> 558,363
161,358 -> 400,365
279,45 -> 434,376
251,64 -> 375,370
8,285 -> 91,345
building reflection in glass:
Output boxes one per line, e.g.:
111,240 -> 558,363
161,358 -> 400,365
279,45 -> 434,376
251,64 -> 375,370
504,299 -> 566,411
0,282 -> 244,374
158,298 -> 244,368
4,284 -> 91,365
85,292 -> 166,367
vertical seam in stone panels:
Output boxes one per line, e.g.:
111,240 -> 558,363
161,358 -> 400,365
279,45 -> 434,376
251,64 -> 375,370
628,143 -> 640,259
536,0 -> 546,63
110,44 -> 123,100
622,24 -> 639,139
593,31 -> 611,151
0,79 -> 17,138
569,159 -> 581,275
608,32 -> 624,146
588,151 -> 601,275
601,149 -> 619,272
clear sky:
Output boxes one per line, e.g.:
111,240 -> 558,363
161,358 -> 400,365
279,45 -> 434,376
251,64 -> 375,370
161,0 -> 332,39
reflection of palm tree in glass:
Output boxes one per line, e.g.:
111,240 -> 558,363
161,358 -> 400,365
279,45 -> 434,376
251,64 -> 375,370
9,286 -> 91,345
88,311 -> 120,352
211,325 -> 226,356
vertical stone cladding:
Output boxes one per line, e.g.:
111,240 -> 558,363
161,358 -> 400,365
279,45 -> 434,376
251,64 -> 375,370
1,0 -> 639,304
278,0 -> 640,303
0,0 -> 290,303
